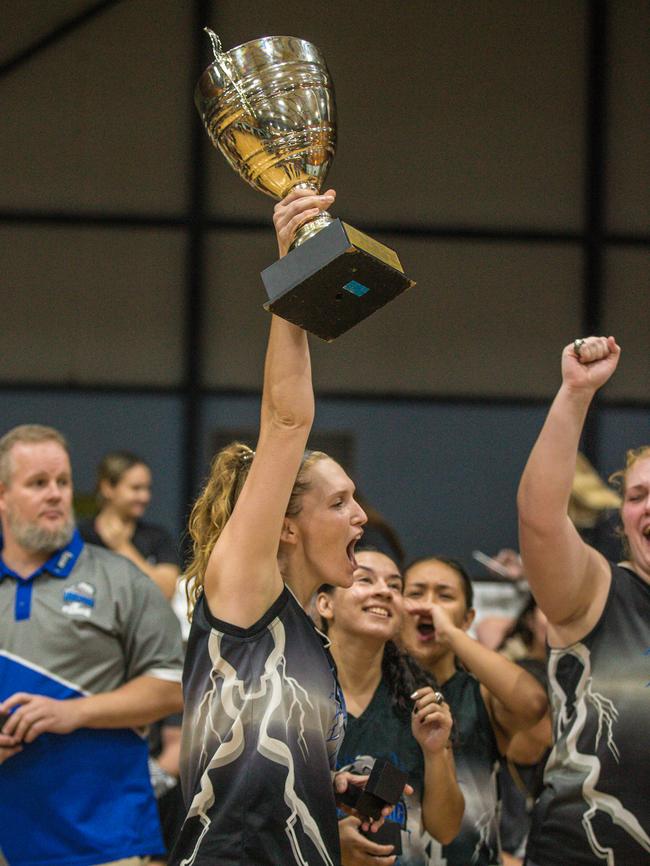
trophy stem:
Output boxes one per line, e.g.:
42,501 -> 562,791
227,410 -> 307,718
289,182 -> 333,249
291,212 -> 333,248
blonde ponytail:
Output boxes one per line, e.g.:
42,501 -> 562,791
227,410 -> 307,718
185,442 -> 328,618
185,442 -> 255,615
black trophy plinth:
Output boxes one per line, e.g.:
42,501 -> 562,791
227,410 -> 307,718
360,819 -> 403,854
336,757 -> 409,820
262,219 -> 415,342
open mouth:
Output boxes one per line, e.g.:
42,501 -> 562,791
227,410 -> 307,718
346,538 -> 359,569
417,622 -> 435,638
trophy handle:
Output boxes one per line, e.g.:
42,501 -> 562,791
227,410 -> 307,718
289,182 -> 334,249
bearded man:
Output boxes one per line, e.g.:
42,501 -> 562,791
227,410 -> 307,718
0,424 -> 184,866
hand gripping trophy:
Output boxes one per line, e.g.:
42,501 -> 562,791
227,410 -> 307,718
195,31 -> 415,341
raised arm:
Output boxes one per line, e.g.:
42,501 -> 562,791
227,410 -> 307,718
407,601 -> 547,752
517,336 -> 621,639
204,189 -> 336,627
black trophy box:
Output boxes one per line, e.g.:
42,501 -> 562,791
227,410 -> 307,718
360,819 -> 403,854
261,219 -> 415,341
336,757 -> 408,820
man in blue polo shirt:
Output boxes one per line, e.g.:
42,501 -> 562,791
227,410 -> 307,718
0,424 -> 184,866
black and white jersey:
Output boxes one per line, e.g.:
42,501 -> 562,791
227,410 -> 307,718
170,586 -> 346,866
527,563 -> 650,866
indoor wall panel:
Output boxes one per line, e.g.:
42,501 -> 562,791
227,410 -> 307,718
606,0 -> 650,235
205,0 -> 585,231
0,0 -> 94,65
600,406 -> 650,476
1,0 -> 192,214
202,227 -> 281,389
601,248 -> 650,402
198,396 -> 648,571
203,228 -> 583,398
1,225 -> 185,385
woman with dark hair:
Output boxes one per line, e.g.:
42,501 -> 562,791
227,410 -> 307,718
79,451 -> 180,599
517,336 -> 650,866
401,556 -> 548,866
316,549 -> 464,866
169,189 -> 381,866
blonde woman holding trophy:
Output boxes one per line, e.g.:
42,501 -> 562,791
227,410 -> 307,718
169,189 -> 401,866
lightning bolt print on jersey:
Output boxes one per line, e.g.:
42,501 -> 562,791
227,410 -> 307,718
170,588 -> 345,866
527,564 -> 650,866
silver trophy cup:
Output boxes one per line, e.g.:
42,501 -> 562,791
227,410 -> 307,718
195,31 -> 415,341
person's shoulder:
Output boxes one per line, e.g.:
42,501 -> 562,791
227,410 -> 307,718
202,584 -> 291,637
80,541 -> 127,565
614,560 -> 650,589
593,560 -> 650,623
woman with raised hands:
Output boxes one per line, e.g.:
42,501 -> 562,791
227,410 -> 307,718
169,188 -> 371,866
316,548 -> 464,866
400,556 -> 548,866
517,336 -> 650,866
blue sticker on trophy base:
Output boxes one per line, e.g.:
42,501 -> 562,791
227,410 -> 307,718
261,218 -> 415,341
343,280 -> 370,297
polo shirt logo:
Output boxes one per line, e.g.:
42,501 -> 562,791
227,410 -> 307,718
57,550 -> 74,570
62,581 -> 96,618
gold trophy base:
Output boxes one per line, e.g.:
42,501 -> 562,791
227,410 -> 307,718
261,219 -> 416,342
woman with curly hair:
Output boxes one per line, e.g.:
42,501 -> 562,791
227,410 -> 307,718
316,548 -> 464,865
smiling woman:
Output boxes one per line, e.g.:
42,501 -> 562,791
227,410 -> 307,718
611,446 -> 650,576
317,549 -> 464,865
78,451 -> 180,600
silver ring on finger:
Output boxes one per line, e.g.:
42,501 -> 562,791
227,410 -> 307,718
573,338 -> 585,357
433,691 -> 444,705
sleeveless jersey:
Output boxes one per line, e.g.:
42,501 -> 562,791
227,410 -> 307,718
169,587 -> 346,866
337,677 -> 428,865
431,670 -> 502,866
526,563 -> 650,866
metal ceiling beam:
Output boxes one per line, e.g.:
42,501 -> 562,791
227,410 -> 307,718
0,0 -> 126,79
